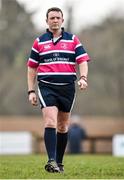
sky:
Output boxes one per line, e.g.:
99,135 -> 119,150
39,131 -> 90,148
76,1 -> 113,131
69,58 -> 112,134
17,0 -> 124,32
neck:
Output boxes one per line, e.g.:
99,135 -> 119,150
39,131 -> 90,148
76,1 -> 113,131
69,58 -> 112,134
50,29 -> 62,37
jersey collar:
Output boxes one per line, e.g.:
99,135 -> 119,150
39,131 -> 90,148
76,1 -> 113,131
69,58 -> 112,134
46,28 -> 64,45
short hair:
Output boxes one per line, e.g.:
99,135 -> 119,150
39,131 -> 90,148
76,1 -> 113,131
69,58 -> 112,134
46,7 -> 63,19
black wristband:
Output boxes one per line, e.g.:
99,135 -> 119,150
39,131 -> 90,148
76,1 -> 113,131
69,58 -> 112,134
28,90 -> 35,95
79,75 -> 87,82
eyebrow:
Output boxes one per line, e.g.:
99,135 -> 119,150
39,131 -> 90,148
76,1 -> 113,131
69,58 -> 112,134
50,16 -> 61,19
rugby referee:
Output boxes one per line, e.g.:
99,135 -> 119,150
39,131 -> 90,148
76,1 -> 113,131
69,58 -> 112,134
27,7 -> 90,173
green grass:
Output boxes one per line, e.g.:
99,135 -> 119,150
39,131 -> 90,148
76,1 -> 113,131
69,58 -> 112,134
0,154 -> 124,179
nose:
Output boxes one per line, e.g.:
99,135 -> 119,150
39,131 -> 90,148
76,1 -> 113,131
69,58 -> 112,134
53,17 -> 58,22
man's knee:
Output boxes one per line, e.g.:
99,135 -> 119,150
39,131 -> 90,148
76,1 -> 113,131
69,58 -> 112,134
44,117 -> 57,128
42,106 -> 58,128
57,123 -> 69,133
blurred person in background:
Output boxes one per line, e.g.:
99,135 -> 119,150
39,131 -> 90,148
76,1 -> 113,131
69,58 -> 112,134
27,7 -> 90,173
68,115 -> 87,154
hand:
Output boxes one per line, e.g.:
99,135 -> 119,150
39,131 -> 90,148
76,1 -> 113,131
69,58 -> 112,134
28,92 -> 38,106
77,79 -> 88,90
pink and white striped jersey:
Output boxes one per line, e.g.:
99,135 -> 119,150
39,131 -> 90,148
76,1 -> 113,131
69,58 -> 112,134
27,28 -> 90,84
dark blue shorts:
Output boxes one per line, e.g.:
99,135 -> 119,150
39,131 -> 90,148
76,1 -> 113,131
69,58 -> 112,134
38,81 -> 75,112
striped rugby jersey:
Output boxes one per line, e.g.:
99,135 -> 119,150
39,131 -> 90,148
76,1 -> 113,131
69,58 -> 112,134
27,28 -> 90,84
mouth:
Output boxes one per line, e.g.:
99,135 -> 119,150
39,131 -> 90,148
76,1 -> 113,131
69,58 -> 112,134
53,23 -> 59,26
52,24 -> 59,28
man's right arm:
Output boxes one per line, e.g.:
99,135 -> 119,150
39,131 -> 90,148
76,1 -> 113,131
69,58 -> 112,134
27,67 -> 37,91
27,67 -> 38,106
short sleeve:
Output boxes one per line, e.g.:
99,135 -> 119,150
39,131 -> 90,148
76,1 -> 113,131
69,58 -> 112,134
74,35 -> 90,64
27,38 -> 40,68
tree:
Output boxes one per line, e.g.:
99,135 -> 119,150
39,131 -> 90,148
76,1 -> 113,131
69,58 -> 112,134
0,0 -> 36,67
76,17 -> 124,116
0,0 -> 39,115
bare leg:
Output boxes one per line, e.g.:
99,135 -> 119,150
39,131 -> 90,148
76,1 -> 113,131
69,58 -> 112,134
42,106 -> 58,128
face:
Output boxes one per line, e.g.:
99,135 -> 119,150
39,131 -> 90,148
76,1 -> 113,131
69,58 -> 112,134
46,11 -> 64,32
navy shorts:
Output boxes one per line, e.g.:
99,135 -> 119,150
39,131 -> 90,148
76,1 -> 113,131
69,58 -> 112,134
38,81 -> 75,112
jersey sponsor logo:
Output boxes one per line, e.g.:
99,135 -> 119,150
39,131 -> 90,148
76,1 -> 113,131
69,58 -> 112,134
44,44 -> 51,50
53,52 -> 59,57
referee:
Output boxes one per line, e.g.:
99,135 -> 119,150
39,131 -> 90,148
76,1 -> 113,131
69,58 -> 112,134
27,7 -> 90,173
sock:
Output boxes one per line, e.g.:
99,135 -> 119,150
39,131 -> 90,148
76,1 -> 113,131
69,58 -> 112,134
44,127 -> 56,161
56,132 -> 68,164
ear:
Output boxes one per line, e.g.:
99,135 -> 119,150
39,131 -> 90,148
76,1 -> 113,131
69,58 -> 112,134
46,19 -> 48,24
62,18 -> 64,23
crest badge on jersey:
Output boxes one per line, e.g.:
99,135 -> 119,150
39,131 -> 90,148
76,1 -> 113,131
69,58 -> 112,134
61,43 -> 68,49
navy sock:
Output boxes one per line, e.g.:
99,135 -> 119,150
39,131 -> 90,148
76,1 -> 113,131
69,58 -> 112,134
56,132 -> 68,164
44,127 -> 56,161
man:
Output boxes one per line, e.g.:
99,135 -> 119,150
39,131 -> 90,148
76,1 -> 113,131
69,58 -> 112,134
68,116 -> 87,154
27,7 -> 90,173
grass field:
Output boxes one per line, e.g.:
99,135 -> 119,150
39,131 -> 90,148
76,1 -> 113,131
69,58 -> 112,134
0,154 -> 124,179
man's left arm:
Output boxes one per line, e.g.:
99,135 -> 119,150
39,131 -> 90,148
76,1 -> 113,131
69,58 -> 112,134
78,61 -> 88,90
